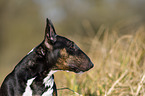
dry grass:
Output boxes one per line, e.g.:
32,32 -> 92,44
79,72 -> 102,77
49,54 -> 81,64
55,22 -> 145,96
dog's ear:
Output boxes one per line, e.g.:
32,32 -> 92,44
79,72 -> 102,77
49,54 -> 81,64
44,18 -> 57,48
44,18 -> 57,49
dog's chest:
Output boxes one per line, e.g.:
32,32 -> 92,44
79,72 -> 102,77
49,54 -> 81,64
22,71 -> 57,96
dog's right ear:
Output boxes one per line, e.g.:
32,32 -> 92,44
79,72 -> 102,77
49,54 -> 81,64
44,18 -> 57,49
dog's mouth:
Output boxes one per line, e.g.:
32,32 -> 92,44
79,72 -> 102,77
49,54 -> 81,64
70,67 -> 83,73
69,63 -> 94,73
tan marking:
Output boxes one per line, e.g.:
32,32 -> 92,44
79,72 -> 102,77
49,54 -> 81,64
53,48 -> 70,70
60,48 -> 68,57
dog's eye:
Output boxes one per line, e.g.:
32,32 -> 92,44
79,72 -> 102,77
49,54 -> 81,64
66,42 -> 77,54
67,42 -> 75,51
69,42 -> 74,49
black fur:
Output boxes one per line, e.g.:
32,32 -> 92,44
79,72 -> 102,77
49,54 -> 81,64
0,18 -> 94,96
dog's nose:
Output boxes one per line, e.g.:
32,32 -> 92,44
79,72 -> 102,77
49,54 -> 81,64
90,62 -> 94,69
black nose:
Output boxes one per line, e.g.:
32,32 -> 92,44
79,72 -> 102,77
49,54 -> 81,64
90,62 -> 94,69
85,62 -> 94,72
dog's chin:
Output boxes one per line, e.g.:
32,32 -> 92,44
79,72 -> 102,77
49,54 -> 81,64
69,66 -> 93,74
71,68 -> 86,74
66,70 -> 84,74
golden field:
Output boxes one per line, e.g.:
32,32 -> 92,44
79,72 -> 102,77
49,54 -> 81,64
55,21 -> 145,96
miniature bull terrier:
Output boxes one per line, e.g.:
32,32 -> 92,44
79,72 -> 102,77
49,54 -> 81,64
0,18 -> 94,96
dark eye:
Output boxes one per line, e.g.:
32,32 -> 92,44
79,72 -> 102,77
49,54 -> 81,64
69,42 -> 74,49
66,41 -> 75,53
66,41 -> 78,55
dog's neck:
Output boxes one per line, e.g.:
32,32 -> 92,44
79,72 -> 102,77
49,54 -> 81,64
18,43 -> 56,78
13,43 -> 57,95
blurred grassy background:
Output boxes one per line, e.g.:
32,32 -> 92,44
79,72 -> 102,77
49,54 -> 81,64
0,0 -> 145,95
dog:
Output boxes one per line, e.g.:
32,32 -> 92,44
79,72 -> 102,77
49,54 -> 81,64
0,18 -> 94,96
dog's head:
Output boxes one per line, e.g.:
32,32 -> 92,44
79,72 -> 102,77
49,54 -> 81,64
43,18 -> 93,73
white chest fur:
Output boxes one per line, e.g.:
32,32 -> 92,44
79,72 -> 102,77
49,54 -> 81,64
22,77 -> 36,96
22,70 -> 57,96
42,70 -> 57,96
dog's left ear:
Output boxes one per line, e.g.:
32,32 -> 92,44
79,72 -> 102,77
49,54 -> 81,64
44,18 -> 57,46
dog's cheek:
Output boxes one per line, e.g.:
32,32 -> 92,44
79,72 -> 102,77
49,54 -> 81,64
52,48 -> 70,70
53,58 -> 70,70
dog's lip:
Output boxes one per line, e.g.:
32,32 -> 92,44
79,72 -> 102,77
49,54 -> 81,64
69,66 -> 83,73
74,68 -> 84,73
69,65 -> 91,73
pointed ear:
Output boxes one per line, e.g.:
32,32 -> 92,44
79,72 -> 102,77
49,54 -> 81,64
44,18 -> 57,44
